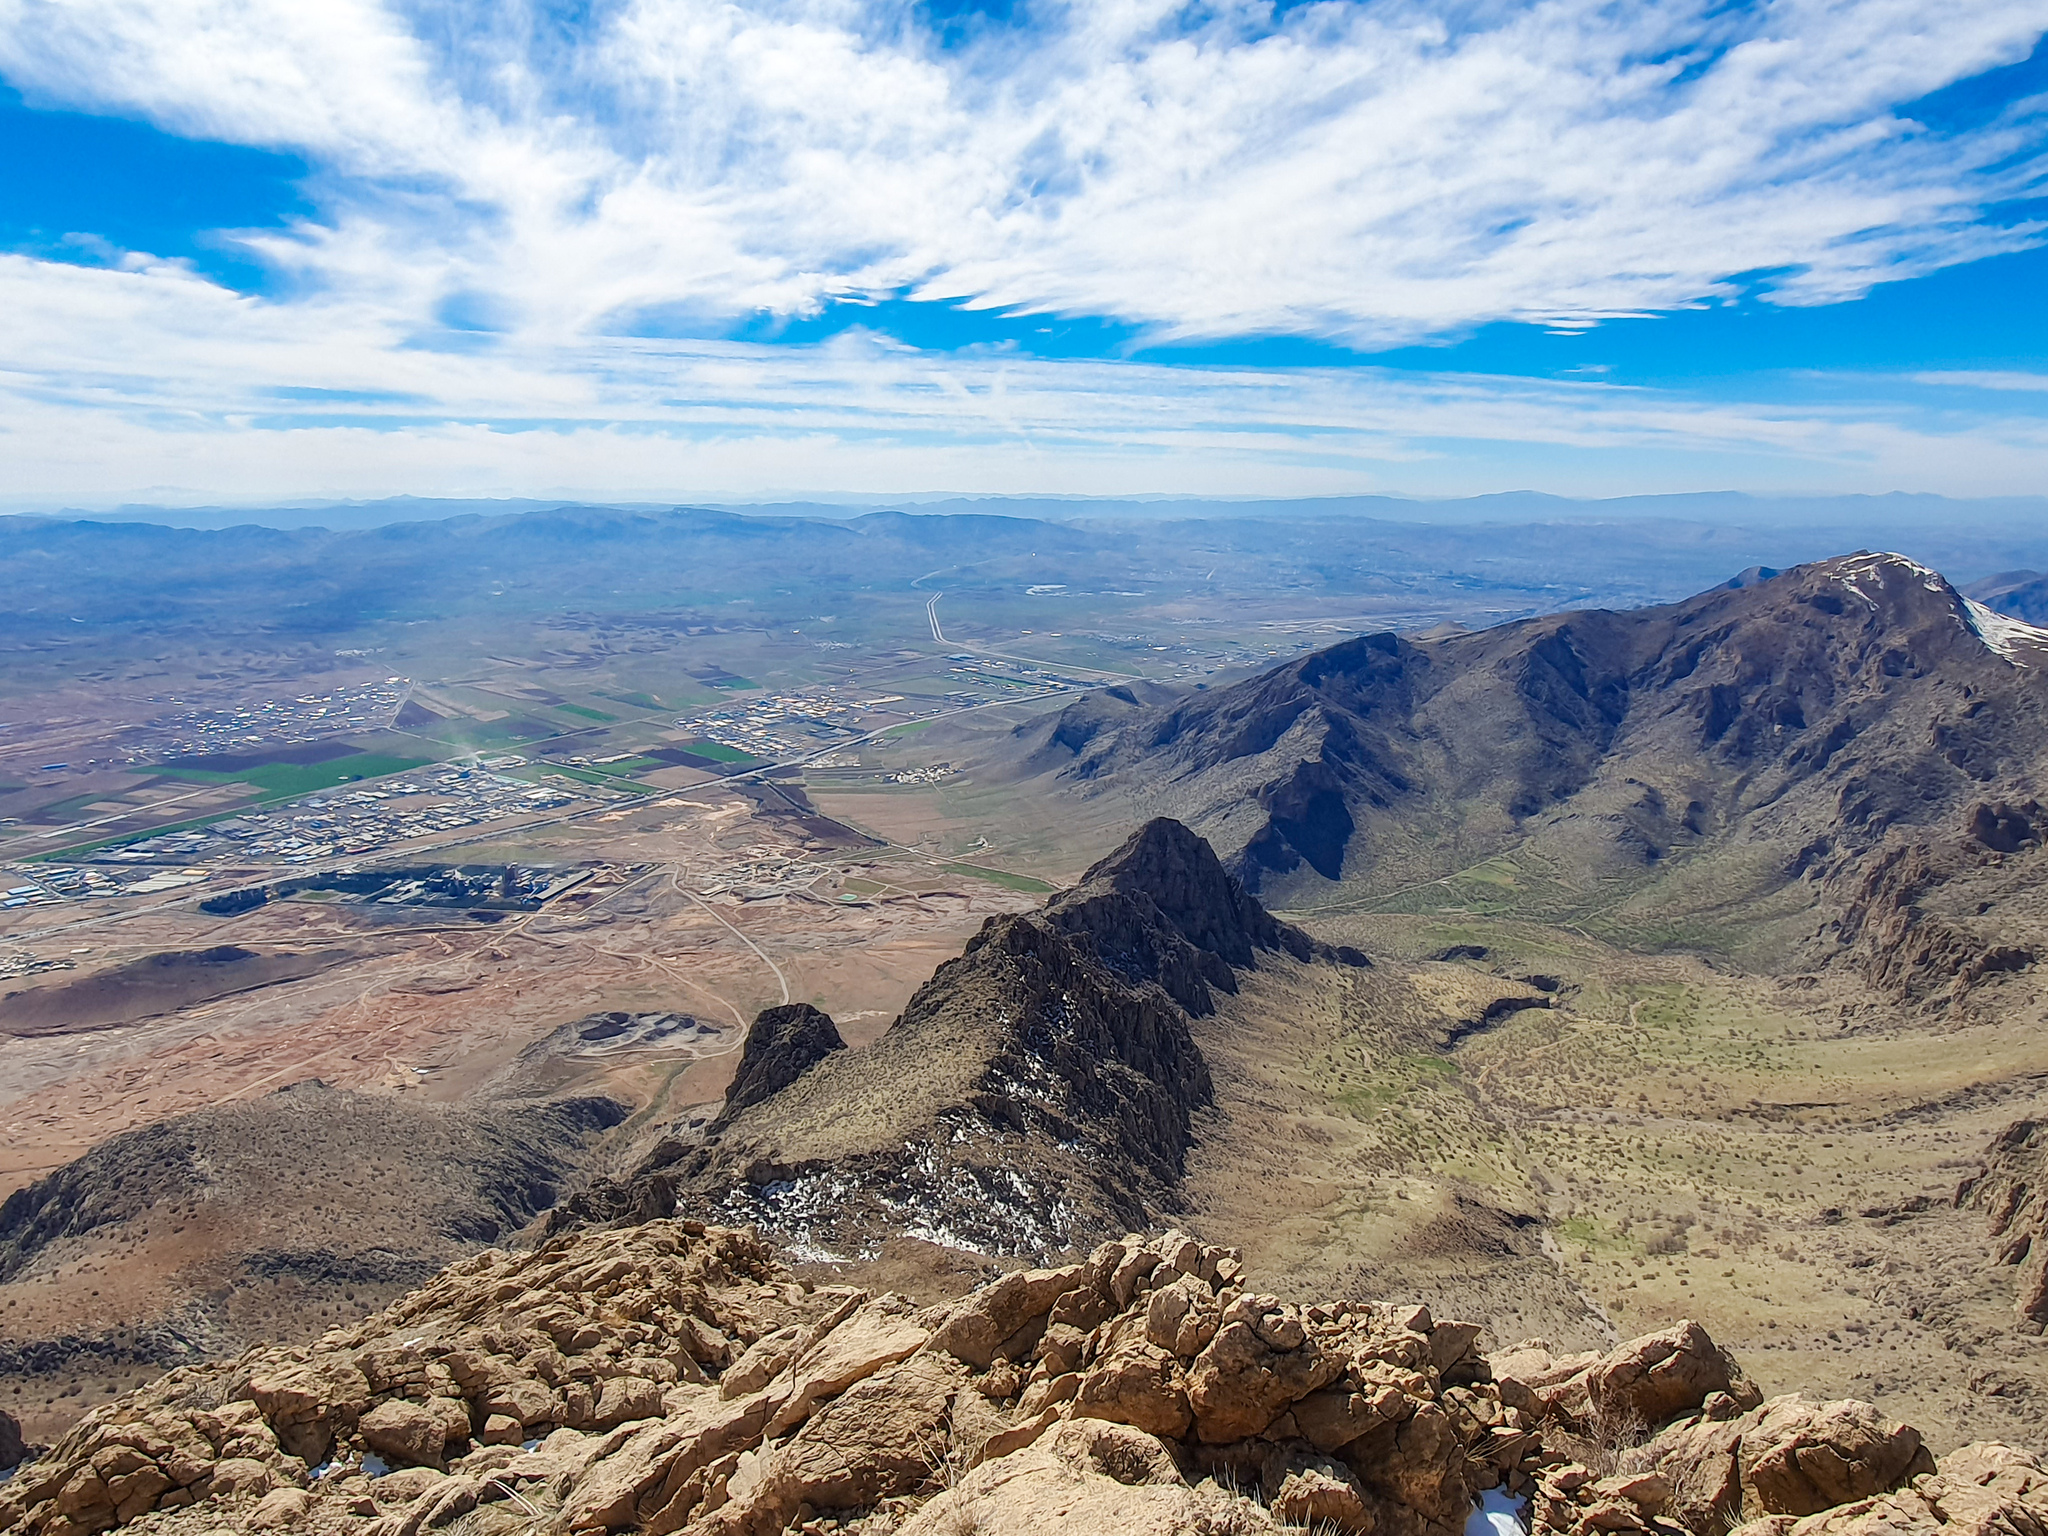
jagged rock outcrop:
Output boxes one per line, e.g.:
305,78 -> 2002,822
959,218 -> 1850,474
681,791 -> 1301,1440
556,820 -> 1359,1257
1958,1119 -> 2048,1330
1828,841 -> 2036,1006
710,1005 -> 846,1129
8,1221 -> 2018,1536
1,1404 -> 32,1471
1490,1320 -> 1759,1433
1529,1391 -> 1959,1536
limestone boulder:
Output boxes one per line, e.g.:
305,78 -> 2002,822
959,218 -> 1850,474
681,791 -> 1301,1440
1267,1449 -> 1376,1533
762,1293 -> 931,1437
1545,1321 -> 1756,1433
1641,1395 -> 1936,1535
719,1324 -> 805,1400
591,1376 -> 666,1430
1184,1304 -> 1343,1443
709,1351 -> 969,1532
1074,1339 -> 1193,1439
249,1356 -> 372,1465
899,1418 -> 1285,1536
359,1399 -> 449,1470
929,1265 -> 1090,1369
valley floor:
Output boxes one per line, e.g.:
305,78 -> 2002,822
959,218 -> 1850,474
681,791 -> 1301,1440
1189,912 -> 2048,1453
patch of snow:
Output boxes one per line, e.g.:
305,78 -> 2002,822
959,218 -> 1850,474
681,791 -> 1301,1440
1467,1487 -> 1528,1536
1964,598 -> 2048,667
1839,551 -> 1944,584
1835,551 -> 1952,609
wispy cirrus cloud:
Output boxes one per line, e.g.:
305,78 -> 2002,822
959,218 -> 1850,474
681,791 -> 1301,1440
6,249 -> 2048,505
3,0 -> 2044,342
0,0 -> 2044,499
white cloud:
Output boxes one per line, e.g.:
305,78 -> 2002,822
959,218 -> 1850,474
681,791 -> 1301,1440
6,253 -> 2048,503
0,0 -> 2042,344
0,0 -> 2044,499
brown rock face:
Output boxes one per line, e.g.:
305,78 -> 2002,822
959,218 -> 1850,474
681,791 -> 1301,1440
1538,1394 -> 1937,1536
1518,1319 -> 1758,1432
709,1004 -> 846,1129
357,1400 -> 448,1470
1958,1119 -> 2048,1330
0,1405 -> 31,1470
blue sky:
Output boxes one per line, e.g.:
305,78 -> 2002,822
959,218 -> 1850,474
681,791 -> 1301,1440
1,0 -> 2046,504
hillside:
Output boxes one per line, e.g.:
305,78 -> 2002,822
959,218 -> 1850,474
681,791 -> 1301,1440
997,553 -> 2048,976
0,1083 -> 624,1445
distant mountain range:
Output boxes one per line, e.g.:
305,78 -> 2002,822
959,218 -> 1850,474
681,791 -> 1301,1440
12,500 -> 2048,642
996,552 -> 2048,987
27,490 -> 2048,533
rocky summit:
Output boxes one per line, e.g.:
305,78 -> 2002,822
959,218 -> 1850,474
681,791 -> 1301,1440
6,1219 -> 2046,1536
555,819 -> 1361,1258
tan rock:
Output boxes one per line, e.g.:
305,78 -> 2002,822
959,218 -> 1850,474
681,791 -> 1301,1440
248,1486 -> 311,1529
1430,1320 -> 1488,1382
480,1414 -> 524,1447
1367,1399 -> 1475,1531
592,1376 -> 666,1430
200,1458 -> 279,1499
1553,1321 -> 1754,1433
560,1388 -> 776,1533
900,1419 -> 1283,1536
1145,1273 -> 1222,1357
929,1265 -> 1088,1369
719,1324 -> 804,1400
1073,1339 -> 1193,1439
1269,1449 -> 1376,1533
360,1398 -> 448,1470
1650,1395 -> 1936,1535
1185,1316 -> 1342,1442
743,1350 -> 968,1525
1935,1444 -> 2048,1508
762,1294 -> 931,1437
372,1466 -> 449,1507
481,1376 -> 557,1428
1786,1443 -> 2048,1536
247,1357 -> 371,1465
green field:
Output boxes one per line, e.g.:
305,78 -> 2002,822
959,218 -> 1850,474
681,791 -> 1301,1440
596,690 -> 664,710
681,740 -> 757,763
554,703 -> 617,723
526,763 -> 620,788
589,756 -> 666,777
152,752 -> 433,797
936,861 -> 1057,894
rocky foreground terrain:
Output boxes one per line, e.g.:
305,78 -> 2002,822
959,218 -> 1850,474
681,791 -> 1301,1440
5,1218 -> 2046,1536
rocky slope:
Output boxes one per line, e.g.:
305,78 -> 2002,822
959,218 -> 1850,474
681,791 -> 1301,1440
1958,1119 -> 2048,1331
0,1083 -> 625,1441
1965,569 -> 2048,626
555,819 -> 1360,1258
5,1219 -> 2045,1536
1001,553 -> 2048,986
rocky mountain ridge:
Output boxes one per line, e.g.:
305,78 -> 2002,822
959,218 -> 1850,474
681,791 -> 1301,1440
1004,552 -> 2048,991
554,819 -> 1359,1257
7,1218 -> 2047,1536
1958,1119 -> 2048,1331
